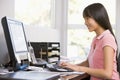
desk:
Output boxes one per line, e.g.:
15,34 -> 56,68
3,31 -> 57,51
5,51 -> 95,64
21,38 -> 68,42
0,71 -> 60,80
60,73 -> 89,80
0,69 -> 85,80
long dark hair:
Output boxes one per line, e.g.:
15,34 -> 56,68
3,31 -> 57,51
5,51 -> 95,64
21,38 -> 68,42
83,3 -> 120,74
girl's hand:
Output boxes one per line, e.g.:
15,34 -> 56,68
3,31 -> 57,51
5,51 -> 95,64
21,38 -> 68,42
59,61 -> 76,71
59,61 -> 84,72
60,61 -> 71,67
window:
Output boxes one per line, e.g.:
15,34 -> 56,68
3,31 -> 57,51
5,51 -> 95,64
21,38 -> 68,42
67,0 -> 116,59
15,0 -> 54,28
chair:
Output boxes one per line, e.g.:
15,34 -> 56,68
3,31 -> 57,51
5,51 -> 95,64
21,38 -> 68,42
117,52 -> 120,75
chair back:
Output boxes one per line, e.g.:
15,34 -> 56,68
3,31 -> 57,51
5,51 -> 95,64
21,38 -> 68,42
117,52 -> 120,75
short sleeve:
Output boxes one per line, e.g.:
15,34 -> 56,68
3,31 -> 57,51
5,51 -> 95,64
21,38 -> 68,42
102,35 -> 117,51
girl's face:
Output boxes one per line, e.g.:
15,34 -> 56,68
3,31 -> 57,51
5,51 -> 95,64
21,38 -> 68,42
84,17 -> 99,32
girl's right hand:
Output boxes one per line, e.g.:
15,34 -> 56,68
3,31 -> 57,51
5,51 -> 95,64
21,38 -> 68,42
59,61 -> 75,70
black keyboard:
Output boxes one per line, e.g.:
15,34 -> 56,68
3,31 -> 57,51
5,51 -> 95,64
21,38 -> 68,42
46,63 -> 73,72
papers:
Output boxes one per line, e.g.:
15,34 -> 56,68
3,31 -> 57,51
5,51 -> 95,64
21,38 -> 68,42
26,66 -> 44,71
0,68 -> 13,75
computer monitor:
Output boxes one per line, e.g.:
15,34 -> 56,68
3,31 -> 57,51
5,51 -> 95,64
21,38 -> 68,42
1,16 -> 30,71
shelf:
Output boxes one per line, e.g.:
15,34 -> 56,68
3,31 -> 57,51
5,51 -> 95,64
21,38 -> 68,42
30,42 -> 60,63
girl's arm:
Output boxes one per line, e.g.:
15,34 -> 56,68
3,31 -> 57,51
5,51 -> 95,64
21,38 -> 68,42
61,46 -> 114,79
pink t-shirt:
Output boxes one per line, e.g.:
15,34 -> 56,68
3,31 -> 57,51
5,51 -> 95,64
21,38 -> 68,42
88,30 -> 120,80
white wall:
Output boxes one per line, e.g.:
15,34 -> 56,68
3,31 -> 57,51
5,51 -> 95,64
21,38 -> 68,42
24,25 -> 60,42
116,0 -> 120,55
55,0 -> 68,55
0,0 -> 14,18
0,0 -> 14,64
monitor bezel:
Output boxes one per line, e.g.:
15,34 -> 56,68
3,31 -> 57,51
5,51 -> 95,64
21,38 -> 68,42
1,16 -> 30,71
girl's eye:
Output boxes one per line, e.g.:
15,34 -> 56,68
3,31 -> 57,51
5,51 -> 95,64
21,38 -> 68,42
84,17 -> 89,21
86,17 -> 90,20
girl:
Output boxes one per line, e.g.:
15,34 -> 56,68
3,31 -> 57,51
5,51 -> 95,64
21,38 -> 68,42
60,3 -> 120,80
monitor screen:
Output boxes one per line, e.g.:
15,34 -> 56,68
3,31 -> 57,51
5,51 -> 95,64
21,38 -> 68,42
8,20 -> 28,53
1,16 -> 30,71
